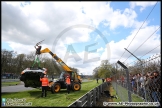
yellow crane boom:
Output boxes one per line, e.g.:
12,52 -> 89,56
40,48 -> 72,72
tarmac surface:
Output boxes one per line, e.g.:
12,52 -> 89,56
1,79 -> 90,93
1,82 -> 35,93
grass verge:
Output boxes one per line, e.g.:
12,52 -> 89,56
109,82 -> 145,107
112,83 -> 144,102
2,81 -> 21,87
2,80 -> 101,107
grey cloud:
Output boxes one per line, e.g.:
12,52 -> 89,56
2,2 -> 41,45
2,2 -> 81,46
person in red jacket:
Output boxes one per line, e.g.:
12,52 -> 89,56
40,75 -> 49,97
65,75 -> 71,94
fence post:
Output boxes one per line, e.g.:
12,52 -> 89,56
96,87 -> 99,101
98,86 -> 100,96
116,76 -> 118,96
93,88 -> 96,106
141,62 -> 147,102
117,60 -> 132,102
100,84 -> 102,94
115,63 -> 118,96
76,100 -> 82,107
126,69 -> 132,102
102,82 -> 104,91
87,92 -> 91,107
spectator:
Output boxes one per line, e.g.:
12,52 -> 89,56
136,73 -> 141,95
133,74 -> 137,94
131,75 -> 136,93
147,72 -> 151,76
151,71 -> 161,102
145,74 -> 152,102
121,76 -> 124,87
139,74 -> 146,99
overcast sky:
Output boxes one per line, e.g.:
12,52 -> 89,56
2,1 -> 160,75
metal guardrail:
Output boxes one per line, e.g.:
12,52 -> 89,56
68,82 -> 108,107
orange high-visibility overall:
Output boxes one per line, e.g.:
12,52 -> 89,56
40,78 -> 49,86
66,77 -> 71,85
66,77 -> 71,94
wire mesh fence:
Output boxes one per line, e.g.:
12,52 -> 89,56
111,54 -> 161,105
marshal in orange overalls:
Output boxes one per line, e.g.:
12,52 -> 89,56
40,75 -> 49,97
65,76 -> 71,94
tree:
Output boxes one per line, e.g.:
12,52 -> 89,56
93,67 -> 100,79
14,54 -> 26,74
93,60 -> 113,79
1,49 -> 15,73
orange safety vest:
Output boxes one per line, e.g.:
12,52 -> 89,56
66,77 -> 71,85
106,78 -> 111,82
40,78 -> 49,86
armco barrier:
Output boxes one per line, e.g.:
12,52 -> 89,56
68,82 -> 108,107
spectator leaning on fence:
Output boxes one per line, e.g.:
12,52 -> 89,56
145,74 -> 152,101
121,76 -> 124,87
136,73 -> 141,94
134,74 -> 137,93
139,74 -> 145,99
153,71 -> 160,102
131,75 -> 136,94
148,71 -> 160,102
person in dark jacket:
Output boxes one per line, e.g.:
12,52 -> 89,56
35,45 -> 42,55
102,78 -> 105,83
96,78 -> 99,83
